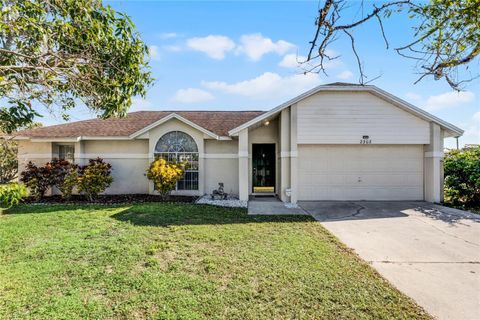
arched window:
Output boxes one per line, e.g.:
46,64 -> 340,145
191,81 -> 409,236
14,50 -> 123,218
154,131 -> 199,190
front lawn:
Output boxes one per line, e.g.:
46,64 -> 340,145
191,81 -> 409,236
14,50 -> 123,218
0,203 -> 430,319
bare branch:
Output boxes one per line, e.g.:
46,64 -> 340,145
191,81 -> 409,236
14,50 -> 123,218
375,12 -> 389,49
343,29 -> 365,84
305,0 -> 411,84
304,0 -> 479,90
307,0 -> 334,60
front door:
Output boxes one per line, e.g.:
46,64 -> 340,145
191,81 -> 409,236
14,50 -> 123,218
252,144 -> 275,193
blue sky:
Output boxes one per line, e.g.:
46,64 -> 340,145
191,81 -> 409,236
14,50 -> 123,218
43,1 -> 479,148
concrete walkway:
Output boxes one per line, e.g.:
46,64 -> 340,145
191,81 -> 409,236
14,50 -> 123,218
300,201 -> 480,320
248,198 -> 308,215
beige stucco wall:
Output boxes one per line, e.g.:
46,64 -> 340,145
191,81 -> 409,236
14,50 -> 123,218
17,141 -> 55,195
204,140 -> 239,196
84,140 -> 148,154
238,129 -> 249,200
83,140 -> 149,194
279,107 -> 291,202
424,123 -> 444,203
17,141 -> 53,173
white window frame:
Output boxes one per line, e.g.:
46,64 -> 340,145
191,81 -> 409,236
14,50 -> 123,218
154,131 -> 199,191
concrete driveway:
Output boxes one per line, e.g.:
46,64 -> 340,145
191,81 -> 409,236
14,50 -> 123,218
299,201 -> 480,320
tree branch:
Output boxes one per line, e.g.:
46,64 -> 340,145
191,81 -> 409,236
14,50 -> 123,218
305,0 -> 479,90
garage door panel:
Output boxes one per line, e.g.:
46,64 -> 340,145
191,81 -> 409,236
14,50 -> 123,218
302,173 -> 421,187
298,145 -> 423,200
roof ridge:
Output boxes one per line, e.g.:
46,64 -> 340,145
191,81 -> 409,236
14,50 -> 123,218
323,82 -> 367,86
129,110 -> 266,113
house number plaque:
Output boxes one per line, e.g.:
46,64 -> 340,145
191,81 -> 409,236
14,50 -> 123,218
360,135 -> 372,144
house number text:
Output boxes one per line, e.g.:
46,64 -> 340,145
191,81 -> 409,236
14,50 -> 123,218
360,135 -> 372,144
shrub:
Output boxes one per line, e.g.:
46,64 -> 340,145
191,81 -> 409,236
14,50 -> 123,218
19,159 -> 77,200
19,161 -> 54,199
146,158 -> 185,199
0,183 -> 28,210
444,146 -> 480,208
58,165 -> 79,200
49,159 -> 72,182
48,159 -> 79,199
77,158 -> 113,201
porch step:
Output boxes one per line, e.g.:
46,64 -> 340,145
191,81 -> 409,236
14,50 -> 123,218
248,199 -> 309,215
249,194 -> 279,201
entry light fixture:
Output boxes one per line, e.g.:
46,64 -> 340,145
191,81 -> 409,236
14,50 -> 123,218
264,120 -> 270,126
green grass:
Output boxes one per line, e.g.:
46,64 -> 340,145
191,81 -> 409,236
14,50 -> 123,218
0,203 -> 430,319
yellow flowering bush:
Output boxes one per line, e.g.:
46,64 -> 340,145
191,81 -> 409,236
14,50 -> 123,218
146,158 -> 185,198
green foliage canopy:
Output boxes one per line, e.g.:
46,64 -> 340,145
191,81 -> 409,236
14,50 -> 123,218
307,0 -> 480,89
0,138 -> 17,183
403,0 -> 480,88
0,0 -> 153,133
444,146 -> 480,208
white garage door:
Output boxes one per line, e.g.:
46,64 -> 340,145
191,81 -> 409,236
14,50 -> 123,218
298,145 -> 423,201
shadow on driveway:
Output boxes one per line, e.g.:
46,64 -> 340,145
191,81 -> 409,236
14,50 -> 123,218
301,201 -> 480,320
300,201 -> 480,225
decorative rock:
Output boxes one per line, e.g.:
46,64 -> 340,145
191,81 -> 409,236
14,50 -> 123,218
196,195 -> 247,208
284,202 -> 300,209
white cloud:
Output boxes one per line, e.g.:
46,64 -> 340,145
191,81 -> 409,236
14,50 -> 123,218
148,45 -> 160,61
336,70 -> 353,80
445,111 -> 479,149
473,111 -> 480,122
458,111 -> 480,146
186,35 -> 235,60
130,98 -> 153,111
405,92 -> 423,103
172,88 -> 214,104
425,91 -> 475,111
237,33 -> 294,61
279,53 -> 307,68
202,72 -> 321,99
159,32 -> 177,39
163,45 -> 182,52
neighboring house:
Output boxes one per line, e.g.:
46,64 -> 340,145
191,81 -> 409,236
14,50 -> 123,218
12,83 -> 463,203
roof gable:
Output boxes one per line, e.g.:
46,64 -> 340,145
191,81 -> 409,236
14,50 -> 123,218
130,113 -> 220,139
228,84 -> 464,137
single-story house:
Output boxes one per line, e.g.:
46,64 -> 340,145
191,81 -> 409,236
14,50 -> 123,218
12,83 -> 463,203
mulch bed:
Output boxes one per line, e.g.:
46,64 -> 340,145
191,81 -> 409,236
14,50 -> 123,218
23,194 -> 198,205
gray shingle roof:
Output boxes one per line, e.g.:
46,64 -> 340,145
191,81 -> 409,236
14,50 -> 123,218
16,111 -> 266,138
